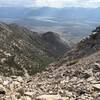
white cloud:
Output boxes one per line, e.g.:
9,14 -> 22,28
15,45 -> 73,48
32,0 -> 100,8
32,0 -> 67,7
0,0 -> 33,7
0,0 -> 100,8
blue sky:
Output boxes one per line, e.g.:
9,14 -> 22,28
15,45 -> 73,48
0,0 -> 100,8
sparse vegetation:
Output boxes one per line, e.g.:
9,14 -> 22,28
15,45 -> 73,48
66,59 -> 79,66
89,33 -> 97,40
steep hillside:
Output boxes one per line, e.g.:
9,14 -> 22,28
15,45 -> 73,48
1,27 -> 100,100
24,27 -> 100,100
0,22 -> 69,76
41,31 -> 69,58
62,26 -> 100,62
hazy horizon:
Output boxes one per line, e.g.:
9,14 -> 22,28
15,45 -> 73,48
0,0 -> 100,43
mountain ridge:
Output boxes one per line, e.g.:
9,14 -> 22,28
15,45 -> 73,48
0,22 -> 69,76
0,7 -> 100,43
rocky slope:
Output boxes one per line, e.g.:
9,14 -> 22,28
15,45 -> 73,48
1,51 -> 100,100
60,26 -> 100,63
0,22 -> 69,76
0,27 -> 100,100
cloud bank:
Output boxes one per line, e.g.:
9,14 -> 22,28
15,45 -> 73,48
0,0 -> 100,8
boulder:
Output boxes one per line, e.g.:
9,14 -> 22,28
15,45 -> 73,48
93,84 -> 100,90
24,92 -> 34,97
36,94 -> 68,100
16,76 -> 23,83
94,63 -> 100,69
0,84 -> 6,95
21,96 -> 32,100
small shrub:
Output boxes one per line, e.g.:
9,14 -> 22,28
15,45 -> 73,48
89,33 -> 97,40
67,60 -> 79,66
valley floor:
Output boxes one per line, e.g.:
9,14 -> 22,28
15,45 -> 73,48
0,51 -> 100,100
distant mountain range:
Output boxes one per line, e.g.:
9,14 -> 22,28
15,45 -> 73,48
0,7 -> 100,42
